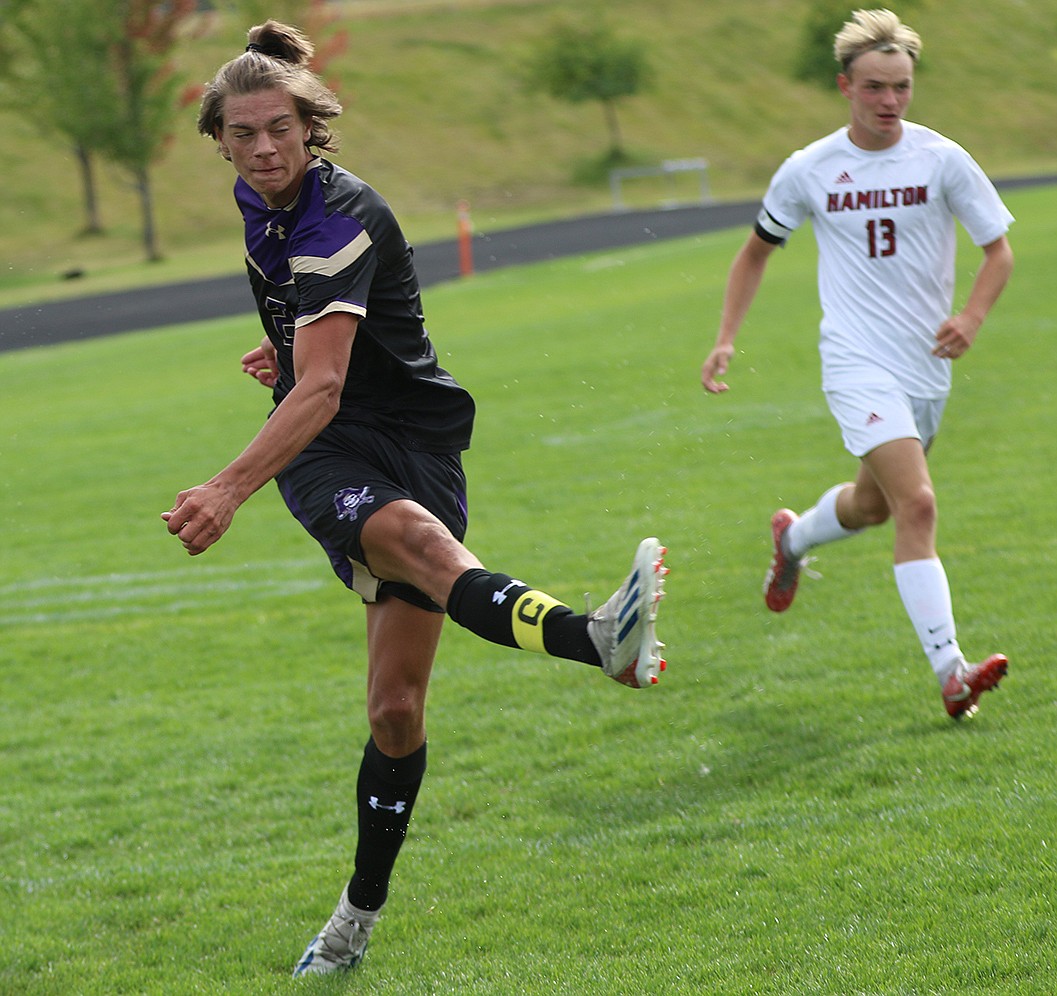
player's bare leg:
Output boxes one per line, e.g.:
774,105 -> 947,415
294,598 -> 439,976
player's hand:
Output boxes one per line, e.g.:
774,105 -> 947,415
701,344 -> 735,393
932,313 -> 979,360
241,338 -> 279,387
161,481 -> 240,556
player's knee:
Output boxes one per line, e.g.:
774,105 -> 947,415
367,692 -> 425,744
857,503 -> 891,528
848,488 -> 890,528
896,484 -> 937,533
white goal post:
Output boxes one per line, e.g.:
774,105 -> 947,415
609,157 -> 711,211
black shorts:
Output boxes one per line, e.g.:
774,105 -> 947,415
276,422 -> 468,612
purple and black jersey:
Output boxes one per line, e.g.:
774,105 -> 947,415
235,158 -> 475,452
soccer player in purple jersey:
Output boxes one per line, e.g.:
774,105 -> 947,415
162,20 -> 668,976
700,9 -> 1013,720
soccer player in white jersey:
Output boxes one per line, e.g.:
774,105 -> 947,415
700,9 -> 1014,720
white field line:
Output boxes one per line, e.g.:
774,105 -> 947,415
0,561 -> 329,626
540,401 -> 830,447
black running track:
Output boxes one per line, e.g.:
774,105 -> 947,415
0,201 -> 759,353
2,174 -> 1052,353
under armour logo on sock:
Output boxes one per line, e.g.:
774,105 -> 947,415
368,797 -> 407,814
491,579 -> 525,605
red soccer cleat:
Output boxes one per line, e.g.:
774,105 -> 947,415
763,509 -> 804,612
942,654 -> 1009,720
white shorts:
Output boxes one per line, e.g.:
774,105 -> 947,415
825,385 -> 946,458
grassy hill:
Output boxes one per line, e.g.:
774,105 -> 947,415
3,0 -> 1056,305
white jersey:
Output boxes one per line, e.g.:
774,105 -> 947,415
756,121 -> 1013,398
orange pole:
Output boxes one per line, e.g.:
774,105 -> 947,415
457,199 -> 474,277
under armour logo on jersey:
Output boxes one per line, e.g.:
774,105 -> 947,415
265,221 -> 286,240
865,412 -> 884,426
368,797 -> 407,814
333,486 -> 375,521
834,170 -> 854,184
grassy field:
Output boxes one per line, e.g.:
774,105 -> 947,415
2,0 -> 1057,306
1,183 -> 1054,994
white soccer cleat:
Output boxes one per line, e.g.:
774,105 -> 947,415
588,537 -> 668,688
292,892 -> 382,977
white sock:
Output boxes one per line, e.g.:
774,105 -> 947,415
787,483 -> 861,558
893,558 -> 964,681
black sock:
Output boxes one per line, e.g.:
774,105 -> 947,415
447,568 -> 601,665
347,737 -> 427,912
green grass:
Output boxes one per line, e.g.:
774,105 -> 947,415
2,0 -> 1057,307
1,184 -> 1055,994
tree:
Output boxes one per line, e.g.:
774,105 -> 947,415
525,21 -> 651,162
0,0 -> 203,260
101,0 -> 205,262
0,0 -> 120,235
794,0 -> 925,86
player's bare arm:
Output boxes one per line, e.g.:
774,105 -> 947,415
163,313 -> 358,555
702,232 -> 777,393
932,235 -> 1013,359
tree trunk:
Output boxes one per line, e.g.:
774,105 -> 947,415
136,164 -> 163,262
76,144 -> 104,236
602,99 -> 624,159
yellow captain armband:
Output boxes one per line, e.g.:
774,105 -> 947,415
511,590 -> 567,654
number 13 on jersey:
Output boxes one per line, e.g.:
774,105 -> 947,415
866,218 -> 896,258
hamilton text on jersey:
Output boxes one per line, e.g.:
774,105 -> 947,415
827,185 -> 928,212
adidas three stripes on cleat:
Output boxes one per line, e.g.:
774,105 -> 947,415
587,537 -> 668,688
